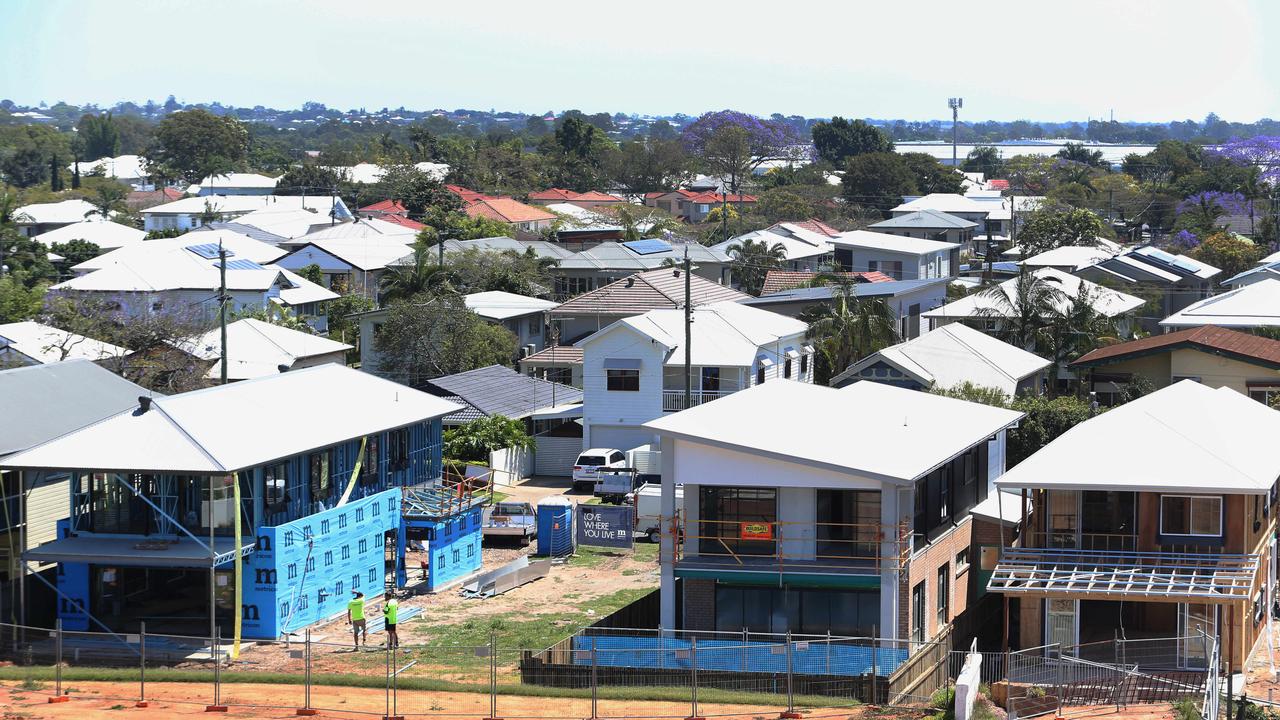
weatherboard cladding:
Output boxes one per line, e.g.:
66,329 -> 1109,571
1072,324 -> 1280,370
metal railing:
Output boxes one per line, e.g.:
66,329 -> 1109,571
674,518 -> 912,573
661,389 -> 736,412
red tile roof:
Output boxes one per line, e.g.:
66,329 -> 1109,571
528,188 -> 579,202
376,213 -> 426,230
446,185 -> 493,205
685,192 -> 758,204
465,197 -> 557,224
360,199 -> 407,214
518,345 -> 584,366
1072,325 -> 1280,370
571,190 -> 624,203
773,218 -> 840,238
760,270 -> 893,296
987,179 -> 1010,190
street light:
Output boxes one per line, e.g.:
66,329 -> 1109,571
948,98 -> 964,168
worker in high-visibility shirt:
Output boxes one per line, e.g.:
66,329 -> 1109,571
347,591 -> 367,649
383,597 -> 400,649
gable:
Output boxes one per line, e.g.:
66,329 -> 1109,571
276,244 -> 356,273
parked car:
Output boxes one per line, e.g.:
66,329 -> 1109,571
483,501 -> 537,545
572,448 -> 626,488
629,482 -> 683,543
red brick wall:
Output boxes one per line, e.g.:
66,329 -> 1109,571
902,517 -> 975,642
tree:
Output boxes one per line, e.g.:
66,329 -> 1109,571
379,246 -> 460,303
443,247 -> 558,296
1190,231 -> 1264,279
275,164 -> 347,196
419,210 -> 513,244
324,292 -> 377,351
48,239 -> 100,267
86,183 -> 127,220
0,275 -> 45,323
1016,207 -> 1107,258
682,110 -> 800,193
0,124 -> 70,187
756,188 -> 817,223
148,108 -> 249,183
1209,135 -> 1280,185
728,237 -> 786,296
77,113 -> 121,159
841,152 -> 915,212
1055,142 -> 1106,168
975,271 -> 1065,349
374,293 -> 519,386
1173,191 -> 1249,237
933,383 -> 1096,466
801,278 -> 898,384
1041,285 -> 1119,395
811,117 -> 892,166
901,152 -> 965,194
614,138 -> 689,194
369,165 -> 460,218
962,146 -> 1002,175
231,303 -> 313,332
544,116 -> 616,191
443,415 -> 535,463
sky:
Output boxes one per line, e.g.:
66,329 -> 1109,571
2,0 -> 1278,123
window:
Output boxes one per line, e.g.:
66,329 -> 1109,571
955,549 -> 970,574
309,449 -> 332,500
784,357 -> 793,379
389,427 -> 410,470
526,317 -> 541,336
700,366 -> 721,392
1160,495 -> 1223,537
698,486 -> 778,557
1249,384 -> 1280,406
713,586 -> 879,636
361,435 -> 379,486
936,564 -> 950,629
606,369 -> 639,391
911,582 -> 926,643
756,365 -> 766,385
800,353 -> 808,376
264,462 -> 288,512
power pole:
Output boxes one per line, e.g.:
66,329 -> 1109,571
948,98 -> 963,167
683,248 -> 692,412
219,242 -> 229,385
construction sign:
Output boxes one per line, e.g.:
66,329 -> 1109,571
739,522 -> 774,540
576,505 -> 633,549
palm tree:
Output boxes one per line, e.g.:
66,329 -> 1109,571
379,245 -> 459,303
974,272 -> 1065,350
86,184 -> 127,220
802,278 -> 898,384
729,237 -> 786,296
1042,284 -> 1120,396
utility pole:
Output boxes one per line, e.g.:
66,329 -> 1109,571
438,235 -> 445,267
683,248 -> 692,412
948,98 -> 963,167
219,242 -> 229,385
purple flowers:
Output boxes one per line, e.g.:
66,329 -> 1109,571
680,110 -> 801,158
1175,191 -> 1251,218
1208,136 -> 1280,184
1172,230 -> 1200,249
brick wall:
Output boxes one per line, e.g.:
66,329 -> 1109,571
682,579 -> 715,631
902,517 -> 975,642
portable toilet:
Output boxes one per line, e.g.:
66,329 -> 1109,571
536,496 -> 575,557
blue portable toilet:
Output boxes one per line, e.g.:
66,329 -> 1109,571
536,496 -> 575,557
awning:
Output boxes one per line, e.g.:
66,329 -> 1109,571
784,349 -> 801,359
987,547 -> 1258,603
603,358 -> 641,370
24,535 -> 254,569
529,402 -> 584,420
757,356 -> 775,367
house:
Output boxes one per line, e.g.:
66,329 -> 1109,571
832,230 -> 961,281
33,218 -> 147,253
323,162 -> 449,185
708,227 -> 833,273
891,194 -> 994,235
644,380 -> 1023,646
1160,278 -> 1280,331
922,268 -> 1145,337
986,380 -> 1280,671
1071,325 -> 1280,406
759,270 -> 893,296
446,184 -> 494,205
550,267 -> 749,343
1018,243 -> 1119,273
52,230 -> 338,331
465,197 -> 557,233
0,364 -> 459,637
527,188 -> 624,208
541,203 -> 625,244
553,240 -> 732,296
355,200 -> 427,230
68,155 -> 149,186
578,300 -> 810,451
174,318 -> 351,381
126,187 -> 184,211
869,209 -> 978,250
0,361 -> 155,625
681,193 -> 758,224
831,323 -> 1051,396
0,321 -> 128,367
421,365 -> 583,477
519,345 -> 584,388
1077,246 -> 1220,326
140,195 -> 351,233
12,199 -> 99,237
275,224 -> 418,296
744,278 -> 950,339
1220,259 -> 1280,290
643,189 -> 699,217
229,207 -> 350,240
189,173 -> 279,196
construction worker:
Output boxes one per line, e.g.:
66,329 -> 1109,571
383,597 -> 399,649
348,591 -> 367,649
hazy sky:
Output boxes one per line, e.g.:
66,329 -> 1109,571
2,0 -> 1278,123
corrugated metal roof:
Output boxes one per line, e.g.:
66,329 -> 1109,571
425,365 -> 582,422
1073,324 -> 1280,369
0,360 -> 155,457
552,268 -> 748,316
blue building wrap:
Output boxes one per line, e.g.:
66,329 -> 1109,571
53,519 -> 90,631
241,488 -> 400,639
403,505 -> 483,591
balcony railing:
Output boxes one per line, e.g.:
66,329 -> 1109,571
674,518 -> 911,574
1024,531 -> 1139,552
661,389 -> 735,412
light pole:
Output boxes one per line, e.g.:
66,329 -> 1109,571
948,98 -> 964,167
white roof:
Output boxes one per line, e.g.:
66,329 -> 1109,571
1021,243 -> 1119,271
230,206 -> 345,239
832,229 -> 960,255
923,268 -> 1144,320
892,193 -> 993,216
72,229 -> 286,273
34,218 -> 147,251
282,235 -> 416,272
0,364 -> 460,474
970,490 -> 1029,525
464,291 -> 557,321
12,199 -> 99,225
176,318 -> 351,380
1130,246 -> 1220,280
834,323 -> 1050,395
1160,278 -> 1280,329
996,381 -> 1280,494
141,194 -> 347,221
644,380 -> 1023,483
772,223 -> 837,246
1260,250 -> 1280,265
69,154 -> 148,181
323,162 -> 449,184
0,321 -> 128,365
195,173 -> 279,190
592,301 -> 807,368
709,229 -> 832,262
296,217 -> 419,243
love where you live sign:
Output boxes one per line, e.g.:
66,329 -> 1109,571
575,504 -> 634,549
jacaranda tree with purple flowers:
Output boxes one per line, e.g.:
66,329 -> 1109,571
1209,136 -> 1280,185
1174,190 -> 1250,236
681,110 -> 802,195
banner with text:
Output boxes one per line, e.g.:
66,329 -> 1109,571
575,505 -> 634,549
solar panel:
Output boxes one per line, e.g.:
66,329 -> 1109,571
621,238 -> 673,256
224,259 -> 265,271
1171,257 -> 1203,273
1140,247 -> 1176,264
186,243 -> 235,259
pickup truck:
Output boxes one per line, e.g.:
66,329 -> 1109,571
593,467 -> 639,505
482,501 -> 537,545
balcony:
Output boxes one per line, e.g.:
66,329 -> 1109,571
674,518 -> 910,582
661,389 -> 735,412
